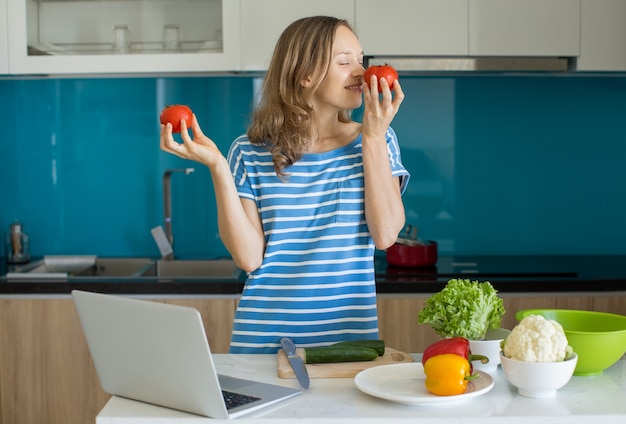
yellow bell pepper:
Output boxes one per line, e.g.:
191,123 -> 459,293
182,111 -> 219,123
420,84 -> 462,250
423,353 -> 476,396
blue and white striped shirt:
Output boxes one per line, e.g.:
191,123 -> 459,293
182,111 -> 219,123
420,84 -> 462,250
227,127 -> 410,353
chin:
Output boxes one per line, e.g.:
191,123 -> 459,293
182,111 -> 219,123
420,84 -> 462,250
347,97 -> 363,110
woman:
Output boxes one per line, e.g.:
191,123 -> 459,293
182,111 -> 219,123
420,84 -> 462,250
160,16 -> 409,353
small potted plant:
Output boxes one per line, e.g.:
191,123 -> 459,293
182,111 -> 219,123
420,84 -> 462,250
418,278 -> 507,373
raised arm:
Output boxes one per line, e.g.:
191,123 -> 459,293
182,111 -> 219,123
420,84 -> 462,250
160,116 -> 265,271
360,75 -> 406,250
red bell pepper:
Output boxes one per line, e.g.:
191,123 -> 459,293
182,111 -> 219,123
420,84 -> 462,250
421,337 -> 489,372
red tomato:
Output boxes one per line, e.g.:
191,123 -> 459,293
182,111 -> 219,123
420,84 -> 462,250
160,105 -> 193,133
364,65 -> 398,93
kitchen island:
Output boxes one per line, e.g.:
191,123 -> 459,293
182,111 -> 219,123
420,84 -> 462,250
1,255 -> 625,424
96,353 -> 626,423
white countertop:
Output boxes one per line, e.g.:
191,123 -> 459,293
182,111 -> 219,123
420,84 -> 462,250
97,354 -> 626,424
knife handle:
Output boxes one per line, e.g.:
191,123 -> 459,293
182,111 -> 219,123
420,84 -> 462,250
280,337 -> 297,355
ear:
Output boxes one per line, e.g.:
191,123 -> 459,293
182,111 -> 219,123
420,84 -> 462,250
301,76 -> 313,87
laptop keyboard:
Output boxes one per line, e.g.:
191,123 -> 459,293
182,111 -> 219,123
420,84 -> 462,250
222,390 -> 261,410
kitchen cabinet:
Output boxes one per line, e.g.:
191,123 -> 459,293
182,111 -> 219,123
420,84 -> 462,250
3,1 -> 619,76
578,0 -> 626,71
377,292 -> 626,354
469,0 -> 580,57
5,0 -> 240,75
242,0 -> 575,70
0,0 -> 8,74
356,0 -> 579,59
240,0 -> 354,71
592,294 -> 626,315
355,0 -> 468,57
0,298 -> 107,424
0,296 -> 237,424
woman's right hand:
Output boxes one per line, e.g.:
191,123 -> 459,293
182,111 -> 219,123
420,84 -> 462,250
160,114 -> 225,169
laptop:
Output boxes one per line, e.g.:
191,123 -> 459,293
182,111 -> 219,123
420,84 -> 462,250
71,290 -> 301,419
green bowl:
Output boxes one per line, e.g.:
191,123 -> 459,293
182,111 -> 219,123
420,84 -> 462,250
515,309 -> 626,376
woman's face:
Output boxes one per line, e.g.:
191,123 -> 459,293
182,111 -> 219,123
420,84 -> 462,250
311,25 -> 365,113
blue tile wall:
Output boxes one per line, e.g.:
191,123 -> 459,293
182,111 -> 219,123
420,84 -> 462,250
389,76 -> 626,255
1,74 -> 625,258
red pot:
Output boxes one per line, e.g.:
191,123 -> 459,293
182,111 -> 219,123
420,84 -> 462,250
386,240 -> 438,267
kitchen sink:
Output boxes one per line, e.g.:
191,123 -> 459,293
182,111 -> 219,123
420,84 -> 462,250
4,256 -> 242,281
5,256 -> 153,280
140,259 -> 242,280
75,258 -> 154,277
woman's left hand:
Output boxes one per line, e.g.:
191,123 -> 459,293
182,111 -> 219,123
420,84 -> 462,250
360,75 -> 404,139
359,75 -> 406,250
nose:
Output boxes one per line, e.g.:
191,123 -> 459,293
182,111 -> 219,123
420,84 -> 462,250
354,63 -> 365,77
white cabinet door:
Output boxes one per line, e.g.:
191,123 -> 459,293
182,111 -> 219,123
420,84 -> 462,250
6,0 -> 240,75
355,0 -> 468,56
240,0 -> 354,71
469,0 -> 580,56
578,0 -> 626,71
0,0 -> 8,74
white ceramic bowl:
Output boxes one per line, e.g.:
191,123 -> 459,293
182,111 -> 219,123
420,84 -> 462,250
499,352 -> 578,398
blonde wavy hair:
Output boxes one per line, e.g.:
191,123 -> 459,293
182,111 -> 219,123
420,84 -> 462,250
247,16 -> 354,177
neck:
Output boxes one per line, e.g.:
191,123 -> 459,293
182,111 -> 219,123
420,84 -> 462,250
308,119 -> 359,154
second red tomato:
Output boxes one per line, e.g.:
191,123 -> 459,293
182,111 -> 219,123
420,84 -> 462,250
364,65 -> 398,93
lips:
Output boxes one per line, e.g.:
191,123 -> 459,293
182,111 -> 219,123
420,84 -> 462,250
345,83 -> 363,93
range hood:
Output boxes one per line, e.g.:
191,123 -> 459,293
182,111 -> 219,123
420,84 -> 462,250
365,56 -> 574,73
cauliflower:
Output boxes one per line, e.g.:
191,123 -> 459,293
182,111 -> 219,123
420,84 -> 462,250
502,315 -> 570,362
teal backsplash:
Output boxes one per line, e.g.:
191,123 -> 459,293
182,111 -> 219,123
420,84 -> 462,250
1,74 -> 625,258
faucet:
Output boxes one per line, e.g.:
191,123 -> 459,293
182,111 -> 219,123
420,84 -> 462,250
162,168 -> 195,259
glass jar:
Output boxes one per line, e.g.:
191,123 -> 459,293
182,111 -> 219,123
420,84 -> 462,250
6,221 -> 31,264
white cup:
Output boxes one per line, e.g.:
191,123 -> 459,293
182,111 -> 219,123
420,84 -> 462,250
469,328 -> 512,374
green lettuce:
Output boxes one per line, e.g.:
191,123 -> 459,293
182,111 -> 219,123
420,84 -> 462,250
418,279 -> 505,340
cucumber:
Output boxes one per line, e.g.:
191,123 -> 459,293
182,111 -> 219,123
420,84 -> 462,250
330,339 -> 385,356
303,346 -> 379,364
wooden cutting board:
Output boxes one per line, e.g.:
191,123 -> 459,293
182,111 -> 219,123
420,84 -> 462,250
277,347 -> 413,379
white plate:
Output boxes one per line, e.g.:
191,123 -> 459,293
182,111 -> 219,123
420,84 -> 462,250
354,362 -> 494,406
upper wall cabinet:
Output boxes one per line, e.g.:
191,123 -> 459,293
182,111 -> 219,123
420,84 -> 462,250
6,0 -> 240,75
240,0 -> 354,71
3,0 -> 623,75
469,0 -> 580,56
0,0 -> 8,74
355,0 -> 468,57
355,0 -> 580,59
578,0 -> 626,71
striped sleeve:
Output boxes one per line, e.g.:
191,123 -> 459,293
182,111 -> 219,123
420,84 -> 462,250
385,127 -> 411,194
